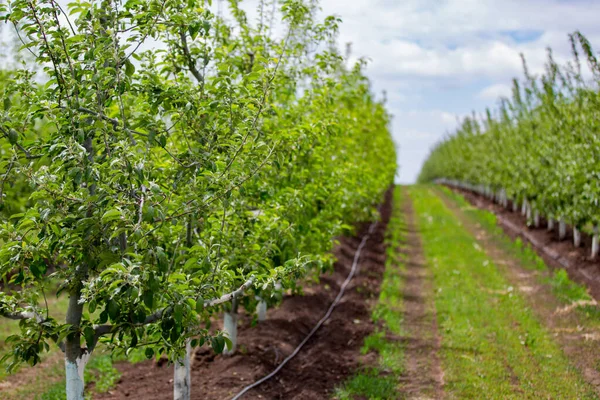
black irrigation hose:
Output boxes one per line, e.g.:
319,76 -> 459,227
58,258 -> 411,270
231,222 -> 378,400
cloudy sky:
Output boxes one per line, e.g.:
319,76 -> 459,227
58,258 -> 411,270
305,0 -> 600,183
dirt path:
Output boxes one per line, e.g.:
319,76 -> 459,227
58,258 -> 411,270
437,188 -> 600,395
398,191 -> 444,399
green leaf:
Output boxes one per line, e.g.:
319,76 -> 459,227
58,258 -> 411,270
145,347 -> 154,359
211,335 -> 225,354
101,209 -> 122,224
223,336 -> 233,351
83,326 -> 95,350
89,300 -> 97,314
99,310 -> 108,324
143,291 -> 154,309
107,300 -> 119,321
130,331 -> 138,348
195,296 -> 204,313
173,304 -> 183,324
125,60 -> 135,77
7,129 -> 18,145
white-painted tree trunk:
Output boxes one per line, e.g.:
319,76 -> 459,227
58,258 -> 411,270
65,352 -> 90,400
256,298 -> 267,322
547,218 -> 554,231
512,200 -> 518,213
559,219 -> 566,240
223,311 -> 238,355
526,204 -> 532,224
521,199 -> 527,216
533,210 -> 540,228
574,227 -> 581,247
174,340 -> 192,400
592,227 -> 599,260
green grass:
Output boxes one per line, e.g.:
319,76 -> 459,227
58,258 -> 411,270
36,382 -> 66,400
409,185 -> 596,399
335,368 -> 398,400
334,186 -> 406,400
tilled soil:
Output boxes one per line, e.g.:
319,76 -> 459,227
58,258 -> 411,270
438,188 -> 600,395
398,192 -> 444,399
452,187 -> 600,301
95,189 -> 392,400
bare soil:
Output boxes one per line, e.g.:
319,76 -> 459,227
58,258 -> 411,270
94,189 -> 393,400
398,192 -> 444,399
451,187 -> 600,301
439,187 -> 600,395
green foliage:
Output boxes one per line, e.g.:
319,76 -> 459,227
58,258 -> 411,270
419,32 -> 600,229
0,0 -> 395,373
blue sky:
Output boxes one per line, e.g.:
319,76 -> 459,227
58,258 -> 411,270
311,0 -> 600,183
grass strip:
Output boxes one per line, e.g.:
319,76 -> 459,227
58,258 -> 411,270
439,185 -> 600,323
410,185 -> 596,399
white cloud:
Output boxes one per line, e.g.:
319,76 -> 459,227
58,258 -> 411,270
478,83 -> 513,100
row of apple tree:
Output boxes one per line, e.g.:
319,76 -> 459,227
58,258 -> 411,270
419,32 -> 600,256
0,0 -> 396,398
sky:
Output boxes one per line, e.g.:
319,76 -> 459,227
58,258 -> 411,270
306,0 -> 600,183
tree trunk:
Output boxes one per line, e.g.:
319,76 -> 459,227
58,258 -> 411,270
574,227 -> 581,247
223,296 -> 239,355
559,219 -> 566,240
533,210 -> 540,228
174,218 -> 193,400
592,227 -> 599,260
65,352 -> 90,400
174,340 -> 192,400
547,218 -> 554,231
256,298 -> 267,322
512,200 -> 518,213
65,288 -> 87,400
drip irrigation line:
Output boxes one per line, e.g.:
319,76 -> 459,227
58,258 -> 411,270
231,222 -> 378,400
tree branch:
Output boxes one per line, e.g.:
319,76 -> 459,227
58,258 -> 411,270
179,28 -> 204,84
0,309 -> 43,322
91,278 -> 255,341
204,278 -> 254,307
